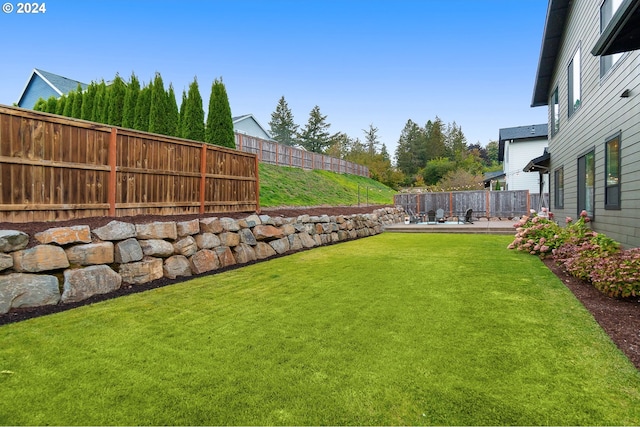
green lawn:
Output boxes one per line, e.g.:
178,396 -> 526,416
1,234 -> 639,425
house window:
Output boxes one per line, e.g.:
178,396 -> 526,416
605,133 -> 621,209
600,0 -> 624,77
568,47 -> 581,117
554,167 -> 564,209
551,87 -> 559,135
577,150 -> 595,219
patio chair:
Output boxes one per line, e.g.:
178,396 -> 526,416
463,208 -> 474,224
427,209 -> 436,224
436,208 -> 445,223
407,208 -> 421,224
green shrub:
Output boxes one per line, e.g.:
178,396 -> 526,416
507,209 -> 565,257
590,248 -> 640,298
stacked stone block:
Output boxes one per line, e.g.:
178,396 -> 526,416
0,207 -> 404,314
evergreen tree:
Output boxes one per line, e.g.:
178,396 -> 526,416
424,117 -> 447,161
205,78 -> 235,148
166,83 -> 180,137
148,72 -> 168,135
380,143 -> 390,162
46,96 -> 58,114
297,105 -> 331,153
122,73 -> 140,129
55,95 -> 66,115
363,123 -> 380,156
63,92 -> 75,117
71,84 -> 83,119
133,83 -> 152,132
394,119 -> 424,177
181,78 -> 205,141
81,82 -> 97,121
107,74 -> 127,126
33,98 -> 47,112
100,81 -> 111,124
91,81 -> 107,123
268,96 -> 298,145
179,89 -> 187,136
444,121 -> 468,160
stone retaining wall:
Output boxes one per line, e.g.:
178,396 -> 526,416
0,207 -> 405,314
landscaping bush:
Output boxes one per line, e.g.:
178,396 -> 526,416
590,248 -> 640,298
508,209 -> 640,299
507,208 -> 564,257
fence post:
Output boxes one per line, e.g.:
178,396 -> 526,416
486,191 -> 490,218
199,144 -> 207,214
108,128 -> 117,217
526,190 -> 531,214
255,155 -> 261,214
449,192 -> 453,217
275,142 -> 279,166
238,134 -> 243,150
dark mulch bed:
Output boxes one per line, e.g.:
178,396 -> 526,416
1,205 -> 638,370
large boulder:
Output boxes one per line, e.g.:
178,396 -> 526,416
176,219 -> 200,237
269,238 -> 290,255
61,265 -> 122,303
238,228 -> 257,246
220,217 -> 240,232
255,242 -> 277,260
173,236 -> 198,257
119,257 -> 163,285
0,253 -> 13,271
115,238 -> 143,264
0,274 -> 60,314
135,222 -> 177,240
219,232 -> 240,247
35,226 -> 91,246
214,246 -> 237,268
234,243 -> 256,264
12,245 -> 69,272
93,221 -> 136,241
189,249 -> 219,274
164,255 -> 192,279
0,230 -> 29,252
65,242 -> 114,266
195,233 -> 221,249
139,239 -> 175,258
199,217 -> 223,234
252,225 -> 284,241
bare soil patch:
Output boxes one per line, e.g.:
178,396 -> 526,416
1,205 -> 638,370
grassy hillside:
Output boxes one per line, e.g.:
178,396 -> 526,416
258,163 -> 396,208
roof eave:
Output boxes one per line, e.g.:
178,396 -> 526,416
531,0 -> 571,108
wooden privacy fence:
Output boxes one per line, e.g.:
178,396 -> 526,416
394,190 -> 549,219
236,134 -> 369,177
0,105 -> 259,223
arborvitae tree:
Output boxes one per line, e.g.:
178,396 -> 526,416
63,92 -> 75,117
166,83 -> 180,137
181,78 -> 205,141
122,73 -> 140,129
46,96 -> 58,114
297,105 -> 331,153
71,84 -> 83,119
55,95 -> 66,115
33,98 -> 47,112
148,72 -> 168,135
91,81 -> 107,122
81,82 -> 97,121
268,96 -> 298,145
107,74 -> 127,126
134,83 -> 152,132
179,89 -> 187,136
100,81 -> 111,124
205,78 -> 235,148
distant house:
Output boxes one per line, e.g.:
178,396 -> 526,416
17,69 -> 88,109
498,124 -> 549,194
482,170 -> 506,191
232,114 -> 272,140
530,0 -> 640,247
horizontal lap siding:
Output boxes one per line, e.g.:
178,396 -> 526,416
0,106 -> 258,222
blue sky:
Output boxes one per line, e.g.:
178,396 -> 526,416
0,0 -> 548,156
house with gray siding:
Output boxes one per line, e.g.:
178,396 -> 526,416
17,69 -> 88,109
499,124 -> 549,195
531,0 -> 640,247
233,114 -> 273,140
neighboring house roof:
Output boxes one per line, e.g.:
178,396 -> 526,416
17,68 -> 88,108
531,0 -> 571,107
232,114 -> 272,140
483,170 -> 506,183
592,0 -> 640,55
498,124 -> 548,161
523,148 -> 551,173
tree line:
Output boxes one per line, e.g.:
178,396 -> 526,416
268,96 -> 499,190
32,72 -> 236,149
